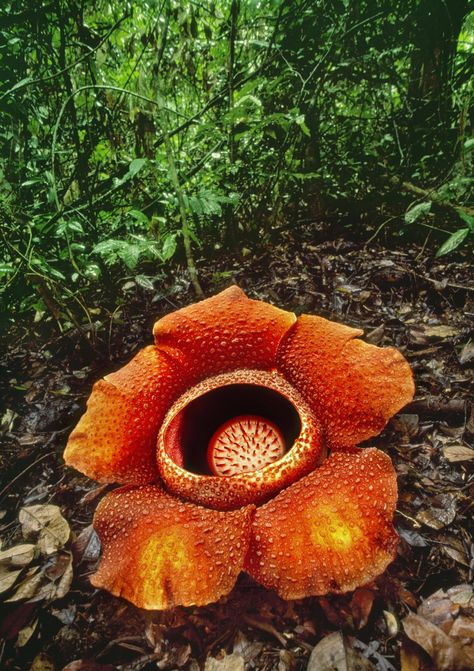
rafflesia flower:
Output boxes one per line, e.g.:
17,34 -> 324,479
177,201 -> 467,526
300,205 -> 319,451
64,286 -> 414,609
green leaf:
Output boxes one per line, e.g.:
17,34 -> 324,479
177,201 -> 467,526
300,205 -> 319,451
128,158 -> 147,178
161,234 -> 177,261
0,263 -> 15,277
404,201 -> 432,224
128,209 -> 149,224
464,138 -> 474,151
135,275 -> 155,290
436,228 -> 470,257
295,114 -> 311,137
456,210 -> 474,232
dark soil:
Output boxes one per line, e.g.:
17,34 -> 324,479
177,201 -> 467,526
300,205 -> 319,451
1,223 -> 473,671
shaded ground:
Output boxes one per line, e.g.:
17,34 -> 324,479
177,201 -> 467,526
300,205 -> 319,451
1,223 -> 473,671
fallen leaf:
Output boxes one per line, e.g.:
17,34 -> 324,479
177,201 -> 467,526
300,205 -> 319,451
416,494 -> 457,529
403,613 -> 473,670
351,588 -> 375,629
72,525 -> 101,562
30,653 -> 56,671
0,544 -> 36,567
458,341 -> 474,365
0,566 -> 22,594
443,545 -> 470,567
400,638 -> 433,671
5,567 -> 43,602
20,505 -> 70,555
17,617 -> 38,647
442,445 -> 474,462
204,654 -> 244,671
307,632 -> 376,671
384,610 -> 399,637
410,325 -> 458,345
232,631 -> 264,664
36,552 -> 73,601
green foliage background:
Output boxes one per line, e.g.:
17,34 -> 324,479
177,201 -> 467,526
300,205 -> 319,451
0,0 -> 472,337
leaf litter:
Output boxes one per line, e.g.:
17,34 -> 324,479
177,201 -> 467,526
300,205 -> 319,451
0,231 -> 473,670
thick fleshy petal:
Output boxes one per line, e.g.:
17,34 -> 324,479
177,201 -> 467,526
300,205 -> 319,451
91,484 -> 255,609
153,286 -> 296,381
277,315 -> 414,448
64,346 -> 183,483
245,448 -> 398,599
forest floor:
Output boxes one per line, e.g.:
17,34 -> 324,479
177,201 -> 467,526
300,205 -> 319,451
1,222 -> 473,671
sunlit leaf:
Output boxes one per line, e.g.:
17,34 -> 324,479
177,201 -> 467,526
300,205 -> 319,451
404,202 -> 431,224
436,228 -> 470,257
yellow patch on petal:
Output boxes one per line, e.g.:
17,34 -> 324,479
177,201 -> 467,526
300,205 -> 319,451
309,504 -> 363,551
91,484 -> 255,609
245,449 -> 398,599
135,530 -> 191,606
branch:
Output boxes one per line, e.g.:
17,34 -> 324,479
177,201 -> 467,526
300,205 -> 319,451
388,176 -> 474,217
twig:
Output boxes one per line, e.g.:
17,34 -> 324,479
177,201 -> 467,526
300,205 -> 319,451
243,615 -> 287,647
0,451 -> 55,500
403,398 -> 469,419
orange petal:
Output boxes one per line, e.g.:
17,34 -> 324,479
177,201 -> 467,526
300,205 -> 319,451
91,484 -> 255,609
64,346 -> 182,483
245,448 -> 398,599
153,286 -> 296,381
277,315 -> 414,448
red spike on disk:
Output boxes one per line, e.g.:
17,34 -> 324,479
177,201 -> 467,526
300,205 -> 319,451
208,415 -> 286,476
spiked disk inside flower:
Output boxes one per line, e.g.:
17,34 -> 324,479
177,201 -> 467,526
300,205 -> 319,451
208,415 -> 286,476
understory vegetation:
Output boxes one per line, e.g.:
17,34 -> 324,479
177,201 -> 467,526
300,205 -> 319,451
0,0 -> 473,340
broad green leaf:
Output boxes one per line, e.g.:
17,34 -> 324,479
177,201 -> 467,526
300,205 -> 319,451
161,234 -> 177,261
128,209 -> 149,224
118,243 -> 140,270
456,210 -> 474,231
128,158 -> 147,178
436,228 -> 470,257
404,201 -> 431,224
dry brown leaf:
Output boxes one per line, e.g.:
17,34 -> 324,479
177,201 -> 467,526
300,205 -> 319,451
443,545 -> 470,567
0,544 -> 36,568
5,566 -> 43,602
204,653 -> 245,671
17,617 -> 38,647
350,587 -> 375,629
442,445 -> 474,462
307,632 -> 376,671
0,566 -> 22,594
458,341 -> 474,365
20,505 -> 70,555
403,612 -> 473,670
410,325 -> 458,344
400,638 -> 434,671
30,652 -> 56,671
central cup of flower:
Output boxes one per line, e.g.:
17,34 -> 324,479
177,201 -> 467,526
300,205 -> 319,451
157,369 -> 324,510
208,415 -> 286,476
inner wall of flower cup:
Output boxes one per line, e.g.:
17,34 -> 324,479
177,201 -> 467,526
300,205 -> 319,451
164,384 -> 302,475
